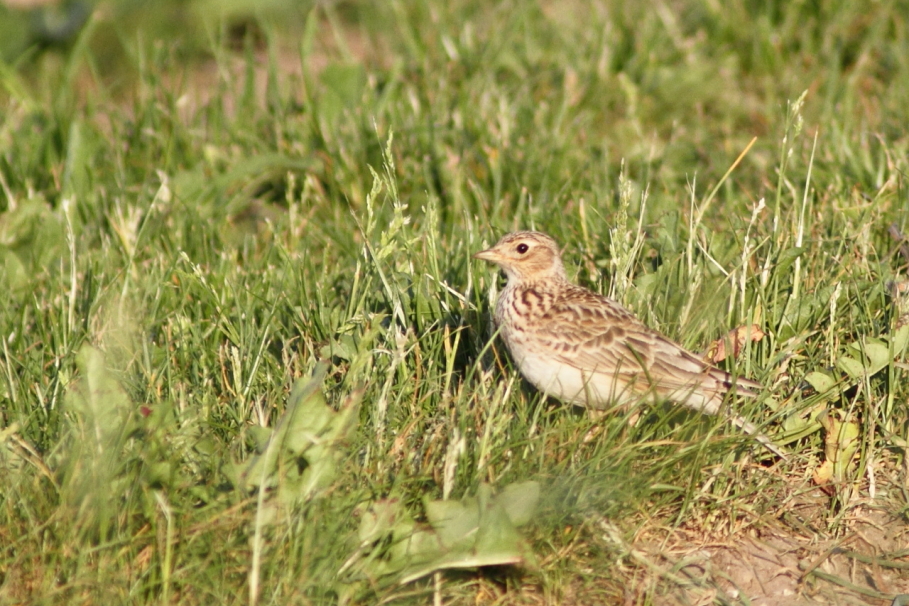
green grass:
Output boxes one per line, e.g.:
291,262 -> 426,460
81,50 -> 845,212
2,0 -> 909,604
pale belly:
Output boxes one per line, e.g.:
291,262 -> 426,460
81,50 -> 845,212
506,339 -> 716,413
507,345 -> 637,409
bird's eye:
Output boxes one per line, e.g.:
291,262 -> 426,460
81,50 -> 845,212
516,243 -> 529,254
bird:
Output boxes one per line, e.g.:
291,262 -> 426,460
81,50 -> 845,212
473,230 -> 787,459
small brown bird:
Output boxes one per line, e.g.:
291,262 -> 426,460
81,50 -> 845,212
474,230 -> 786,458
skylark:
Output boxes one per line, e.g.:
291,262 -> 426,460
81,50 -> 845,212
474,231 -> 786,458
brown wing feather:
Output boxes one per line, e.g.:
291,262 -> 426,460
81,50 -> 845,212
539,285 -> 759,402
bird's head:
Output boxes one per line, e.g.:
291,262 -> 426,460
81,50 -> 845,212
473,231 -> 567,282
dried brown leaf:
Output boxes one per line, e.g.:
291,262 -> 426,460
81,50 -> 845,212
704,324 -> 765,364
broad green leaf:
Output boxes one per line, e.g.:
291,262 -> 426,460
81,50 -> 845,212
358,499 -> 415,545
424,498 -> 479,550
0,198 -> 66,292
893,324 -> 909,354
350,482 -> 541,589
247,426 -> 273,453
847,338 -> 890,374
803,371 -> 836,394
836,356 -> 865,379
282,388 -> 332,454
499,481 -> 541,526
241,364 -> 361,504
862,340 -> 891,370
0,248 -> 28,292
774,246 -> 804,277
832,326 -> 909,385
404,482 -> 539,583
471,498 -> 529,568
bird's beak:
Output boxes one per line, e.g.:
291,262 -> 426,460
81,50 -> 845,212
472,248 -> 499,262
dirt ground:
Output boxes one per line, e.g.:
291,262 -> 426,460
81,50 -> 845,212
626,499 -> 909,605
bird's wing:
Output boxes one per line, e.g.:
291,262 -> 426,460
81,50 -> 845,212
538,287 -> 760,404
